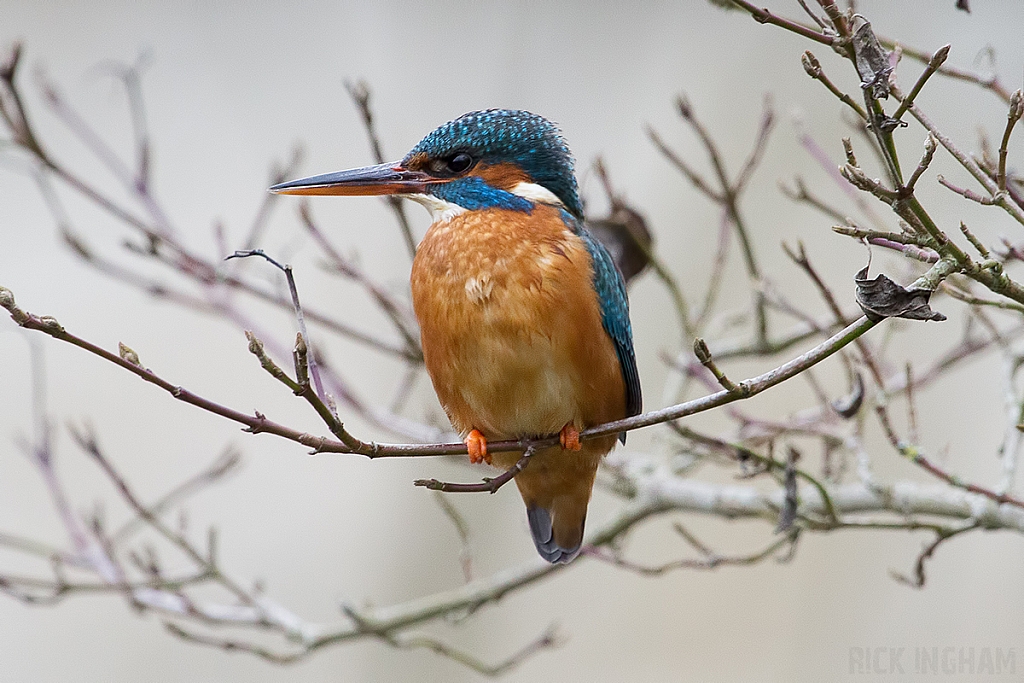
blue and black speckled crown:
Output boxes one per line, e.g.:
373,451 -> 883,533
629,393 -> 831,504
405,109 -> 583,219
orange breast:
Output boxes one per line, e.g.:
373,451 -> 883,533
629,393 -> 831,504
410,206 -> 627,447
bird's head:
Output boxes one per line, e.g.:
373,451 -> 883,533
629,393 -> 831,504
271,109 -> 583,220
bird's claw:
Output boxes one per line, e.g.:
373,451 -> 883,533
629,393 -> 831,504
466,429 -> 490,464
559,423 -> 582,451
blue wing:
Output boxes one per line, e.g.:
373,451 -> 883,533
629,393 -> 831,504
573,218 -> 642,438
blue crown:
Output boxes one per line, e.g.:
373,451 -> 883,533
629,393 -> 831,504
404,109 -> 583,218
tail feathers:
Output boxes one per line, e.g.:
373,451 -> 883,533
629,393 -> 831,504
526,504 -> 586,564
513,443 -> 606,564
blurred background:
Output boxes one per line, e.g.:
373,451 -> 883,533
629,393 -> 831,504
2,1 -> 1023,681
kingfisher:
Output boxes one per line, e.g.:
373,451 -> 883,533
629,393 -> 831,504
271,110 -> 641,563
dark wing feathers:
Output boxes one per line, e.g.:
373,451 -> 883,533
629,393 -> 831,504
578,227 -> 642,434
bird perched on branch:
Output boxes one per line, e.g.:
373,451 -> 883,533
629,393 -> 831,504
271,110 -> 641,563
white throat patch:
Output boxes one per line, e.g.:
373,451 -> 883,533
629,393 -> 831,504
510,181 -> 565,208
407,193 -> 467,223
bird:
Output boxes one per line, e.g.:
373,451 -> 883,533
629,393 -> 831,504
270,109 -> 641,563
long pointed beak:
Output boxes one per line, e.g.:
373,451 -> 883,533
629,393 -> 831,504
269,161 -> 439,196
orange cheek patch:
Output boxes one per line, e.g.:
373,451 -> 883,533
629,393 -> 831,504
471,162 -> 532,191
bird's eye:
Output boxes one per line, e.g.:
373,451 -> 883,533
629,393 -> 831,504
446,153 -> 473,174
426,152 -> 474,177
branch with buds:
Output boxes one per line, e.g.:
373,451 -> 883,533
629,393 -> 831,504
4,2 -> 1024,670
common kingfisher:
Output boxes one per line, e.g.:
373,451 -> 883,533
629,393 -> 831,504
271,110 -> 642,563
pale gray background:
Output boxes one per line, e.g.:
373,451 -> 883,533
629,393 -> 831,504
2,1 -> 1023,681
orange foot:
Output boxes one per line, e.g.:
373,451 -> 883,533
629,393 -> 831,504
559,423 -> 582,451
466,429 -> 490,465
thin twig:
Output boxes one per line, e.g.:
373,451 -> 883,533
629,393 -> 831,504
890,522 -> 980,588
894,84 -> 1024,227
875,405 -> 1024,510
881,38 -> 1012,104
801,51 -> 868,121
299,201 -> 421,358
344,80 -> 417,258
996,90 -> 1024,192
585,530 -> 798,576
937,174 -> 995,205
782,241 -> 887,390
432,493 -> 474,582
727,0 -> 836,45
0,283 -> 886,457
226,250 -> 331,412
111,447 -> 241,545
415,445 -> 537,493
68,425 -> 258,606
657,95 -> 773,347
891,45 -> 950,122
693,338 -> 745,395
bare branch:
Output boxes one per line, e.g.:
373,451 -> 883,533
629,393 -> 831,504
0,284 -> 890,458
727,0 -> 836,45
997,90 -> 1024,193
415,445 -> 537,493
343,80 -> 417,259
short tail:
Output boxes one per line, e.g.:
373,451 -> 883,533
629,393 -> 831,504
511,439 -> 609,564
526,504 -> 586,564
